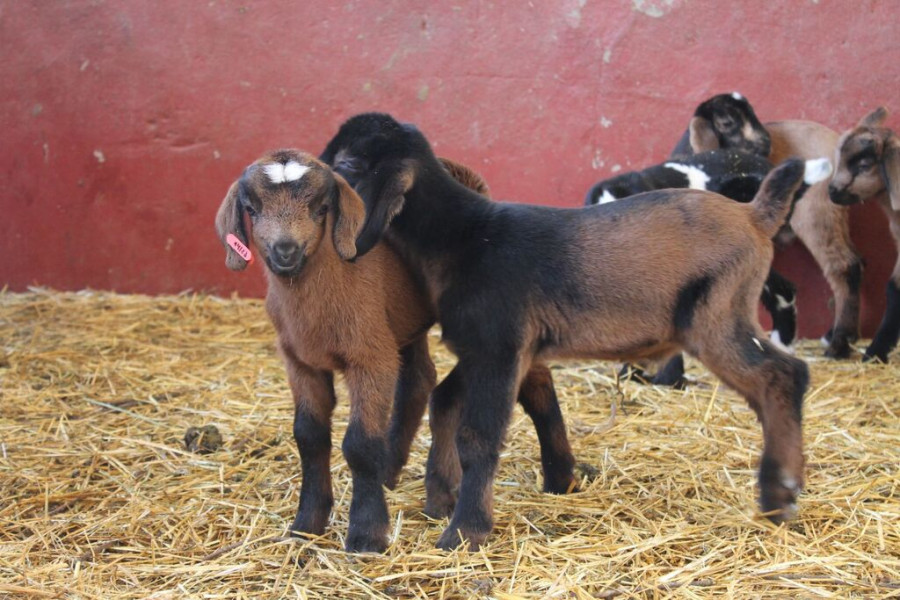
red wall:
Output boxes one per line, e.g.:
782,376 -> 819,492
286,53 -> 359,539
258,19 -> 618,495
2,1 -> 897,338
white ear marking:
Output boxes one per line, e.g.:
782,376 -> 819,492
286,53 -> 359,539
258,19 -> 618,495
664,162 -> 711,190
804,158 -> 832,185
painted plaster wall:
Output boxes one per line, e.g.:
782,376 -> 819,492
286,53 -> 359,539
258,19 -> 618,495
2,0 -> 897,338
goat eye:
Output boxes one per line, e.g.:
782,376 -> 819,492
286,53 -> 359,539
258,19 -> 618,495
857,158 -> 874,171
338,157 -> 362,173
243,202 -> 258,217
316,204 -> 329,217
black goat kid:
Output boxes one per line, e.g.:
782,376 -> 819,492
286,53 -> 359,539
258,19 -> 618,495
323,112 -> 816,550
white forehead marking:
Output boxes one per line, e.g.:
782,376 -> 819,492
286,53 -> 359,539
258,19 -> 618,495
283,161 -> 309,182
663,162 -> 710,190
263,160 -> 310,184
804,158 -> 832,185
731,91 -> 744,100
599,189 -> 617,204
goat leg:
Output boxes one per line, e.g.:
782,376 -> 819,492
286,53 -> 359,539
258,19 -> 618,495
436,355 -> 522,551
693,325 -> 807,523
285,359 -> 336,539
517,364 -> 578,494
864,277 -> 900,363
385,336 -> 436,488
341,365 -> 396,553
425,367 -> 463,519
760,269 -> 798,347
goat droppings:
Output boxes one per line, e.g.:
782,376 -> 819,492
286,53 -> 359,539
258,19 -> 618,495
803,158 -> 832,185
263,161 -> 310,184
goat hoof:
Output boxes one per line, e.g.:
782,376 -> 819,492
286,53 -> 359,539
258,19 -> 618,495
345,530 -> 388,554
618,364 -> 650,384
824,339 -> 852,359
436,525 -> 487,551
289,510 -> 329,538
383,466 -> 401,490
543,475 -> 579,495
862,349 -> 888,364
651,374 -> 688,389
424,493 -> 456,519
759,478 -> 801,525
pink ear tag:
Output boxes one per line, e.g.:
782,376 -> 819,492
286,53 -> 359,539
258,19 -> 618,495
226,234 -> 254,264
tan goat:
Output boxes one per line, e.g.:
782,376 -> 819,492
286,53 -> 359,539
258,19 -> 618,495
829,107 -> 900,362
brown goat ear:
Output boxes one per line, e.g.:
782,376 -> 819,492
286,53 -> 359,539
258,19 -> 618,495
215,180 -> 251,271
439,157 -> 491,198
688,116 -> 720,153
332,174 -> 366,260
883,136 -> 900,211
859,106 -> 889,129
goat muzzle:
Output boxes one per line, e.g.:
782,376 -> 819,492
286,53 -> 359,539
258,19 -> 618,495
266,240 -> 306,277
828,185 -> 859,206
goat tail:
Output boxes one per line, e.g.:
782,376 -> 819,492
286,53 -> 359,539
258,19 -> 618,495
750,157 -> 832,237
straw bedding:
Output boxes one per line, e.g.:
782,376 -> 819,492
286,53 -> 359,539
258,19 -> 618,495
0,289 -> 897,599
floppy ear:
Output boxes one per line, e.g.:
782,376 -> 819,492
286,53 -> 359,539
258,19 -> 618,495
688,116 -> 721,153
215,180 -> 252,271
353,160 -> 415,257
883,136 -> 900,211
439,157 -> 491,198
859,106 -> 889,129
331,174 -> 366,260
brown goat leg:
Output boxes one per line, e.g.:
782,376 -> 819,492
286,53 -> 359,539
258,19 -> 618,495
436,355 -> 523,550
384,335 -> 437,489
516,364 -> 578,494
341,364 -> 396,553
693,325 -> 807,523
424,366 -> 463,519
285,358 -> 337,538
790,194 -> 862,358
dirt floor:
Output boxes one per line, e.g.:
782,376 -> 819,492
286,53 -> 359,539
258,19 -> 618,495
0,290 -> 898,598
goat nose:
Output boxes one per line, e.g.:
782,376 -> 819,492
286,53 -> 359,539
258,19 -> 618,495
273,240 -> 300,262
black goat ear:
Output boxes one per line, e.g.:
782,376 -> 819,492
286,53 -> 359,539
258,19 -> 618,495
859,107 -> 889,129
331,174 -> 366,260
353,160 -> 415,257
883,136 -> 900,211
688,116 -> 721,153
215,179 -> 252,271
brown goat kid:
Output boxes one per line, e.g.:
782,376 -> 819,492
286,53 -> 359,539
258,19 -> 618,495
323,113 -> 826,550
215,150 -> 577,552
830,107 -> 900,362
215,150 -> 434,552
